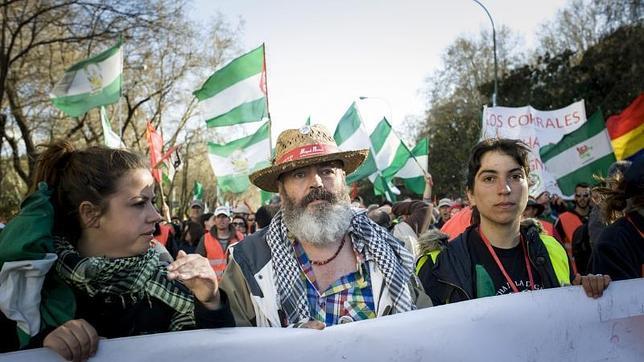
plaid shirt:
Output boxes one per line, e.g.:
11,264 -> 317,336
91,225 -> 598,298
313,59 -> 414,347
293,239 -> 376,326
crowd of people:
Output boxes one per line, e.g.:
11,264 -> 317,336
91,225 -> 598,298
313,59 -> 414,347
0,124 -> 641,361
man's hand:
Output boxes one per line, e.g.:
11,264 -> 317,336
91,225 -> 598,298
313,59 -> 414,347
43,319 -> 98,362
298,320 -> 325,330
572,273 -> 611,298
167,250 -> 221,309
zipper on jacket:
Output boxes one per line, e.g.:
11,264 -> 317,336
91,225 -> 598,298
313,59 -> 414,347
437,278 -> 471,301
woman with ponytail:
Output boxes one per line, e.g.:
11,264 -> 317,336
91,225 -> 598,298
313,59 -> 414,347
592,157 -> 644,280
1,141 -> 233,361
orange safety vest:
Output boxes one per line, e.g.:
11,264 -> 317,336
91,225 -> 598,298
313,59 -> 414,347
557,212 -> 583,274
203,231 -> 243,279
540,220 -> 555,237
154,224 -> 174,246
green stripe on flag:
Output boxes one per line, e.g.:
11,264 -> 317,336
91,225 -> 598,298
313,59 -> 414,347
540,111 -> 607,162
346,151 -> 377,184
205,97 -> 266,127
193,45 -> 264,100
554,153 -> 616,195
207,121 -> 270,157
370,118 -> 392,154
333,102 -> 361,145
51,76 -> 122,117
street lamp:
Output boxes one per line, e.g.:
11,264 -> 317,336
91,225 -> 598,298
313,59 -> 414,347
472,0 -> 498,107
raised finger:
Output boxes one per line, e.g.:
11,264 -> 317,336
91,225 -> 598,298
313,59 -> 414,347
168,252 -> 202,272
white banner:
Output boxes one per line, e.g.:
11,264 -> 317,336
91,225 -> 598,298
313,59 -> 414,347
3,279 -> 643,362
481,100 -> 587,197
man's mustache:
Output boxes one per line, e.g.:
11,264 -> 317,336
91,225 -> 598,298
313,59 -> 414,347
301,187 -> 336,207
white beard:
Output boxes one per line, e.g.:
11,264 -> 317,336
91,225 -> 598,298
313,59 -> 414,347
285,202 -> 353,246
282,186 -> 353,246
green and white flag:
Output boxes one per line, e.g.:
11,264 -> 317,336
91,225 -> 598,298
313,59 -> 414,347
100,106 -> 125,148
207,121 -> 271,194
192,181 -> 203,201
395,138 -> 429,195
333,103 -> 428,196
540,111 -> 616,196
51,39 -> 123,117
194,45 -> 267,128
333,102 -> 377,183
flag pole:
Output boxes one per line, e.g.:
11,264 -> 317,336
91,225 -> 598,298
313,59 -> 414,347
261,43 -> 273,158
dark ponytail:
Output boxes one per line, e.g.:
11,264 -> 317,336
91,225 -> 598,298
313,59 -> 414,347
31,140 -> 148,242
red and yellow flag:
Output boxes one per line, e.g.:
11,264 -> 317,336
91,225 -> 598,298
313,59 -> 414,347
606,94 -> 644,160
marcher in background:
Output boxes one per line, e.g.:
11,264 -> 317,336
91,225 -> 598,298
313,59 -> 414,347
0,141 -> 233,359
522,198 -> 556,237
254,205 -> 277,231
587,160 -> 632,247
221,125 -> 431,329
392,200 -> 434,257
232,204 -> 250,221
247,212 -> 257,234
367,208 -> 392,230
196,206 -> 244,279
555,183 -> 593,274
434,198 -> 452,229
415,229 -> 449,293
167,221 -> 203,258
424,138 -> 610,306
592,157 -> 643,280
200,212 -> 214,234
188,200 -> 205,224
231,215 -> 248,236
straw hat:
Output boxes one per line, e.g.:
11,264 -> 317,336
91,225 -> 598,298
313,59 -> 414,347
249,124 -> 369,192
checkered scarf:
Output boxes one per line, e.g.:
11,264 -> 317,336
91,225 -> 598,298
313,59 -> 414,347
265,209 -> 415,325
54,237 -> 196,330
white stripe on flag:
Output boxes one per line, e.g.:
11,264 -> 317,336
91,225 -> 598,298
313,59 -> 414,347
544,130 -> 614,179
51,48 -> 122,97
207,137 -> 270,176
374,132 -> 401,170
199,73 -> 264,121
396,155 -> 427,178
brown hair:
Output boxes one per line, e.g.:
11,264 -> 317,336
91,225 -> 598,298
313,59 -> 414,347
31,140 -> 148,241
593,172 -> 631,224
466,138 -> 531,225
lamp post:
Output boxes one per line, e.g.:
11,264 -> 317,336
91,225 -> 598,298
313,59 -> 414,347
472,0 -> 498,107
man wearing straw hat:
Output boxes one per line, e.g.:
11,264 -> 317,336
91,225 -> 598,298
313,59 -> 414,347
219,125 -> 431,329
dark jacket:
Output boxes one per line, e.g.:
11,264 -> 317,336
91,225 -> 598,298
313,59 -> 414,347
591,211 -> 644,280
72,284 -> 235,339
425,224 -> 573,305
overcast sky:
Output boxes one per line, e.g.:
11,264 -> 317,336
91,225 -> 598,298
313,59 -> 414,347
190,0 -> 568,142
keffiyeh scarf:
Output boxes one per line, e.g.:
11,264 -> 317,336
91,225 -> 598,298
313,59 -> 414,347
265,209 -> 415,325
54,237 -> 196,330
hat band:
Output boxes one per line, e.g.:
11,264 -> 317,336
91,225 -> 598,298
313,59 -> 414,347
276,143 -> 340,165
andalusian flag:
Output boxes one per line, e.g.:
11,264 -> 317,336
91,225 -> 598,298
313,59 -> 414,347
207,122 -> 271,193
541,111 -> 616,196
51,39 -> 123,117
194,45 -> 267,127
333,102 -> 377,183
100,106 -> 125,148
333,103 -> 428,197
192,181 -> 203,201
395,138 -> 429,194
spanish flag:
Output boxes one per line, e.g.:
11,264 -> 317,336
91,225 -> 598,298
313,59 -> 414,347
606,94 -> 644,161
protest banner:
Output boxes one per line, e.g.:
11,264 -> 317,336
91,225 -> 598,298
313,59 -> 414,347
3,279 -> 642,362
481,100 -> 587,197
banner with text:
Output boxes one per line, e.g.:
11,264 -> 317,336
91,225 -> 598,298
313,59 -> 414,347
3,279 -> 643,362
482,100 -> 587,196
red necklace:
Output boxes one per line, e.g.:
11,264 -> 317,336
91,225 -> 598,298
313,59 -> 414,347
310,236 -> 346,266
478,227 -> 535,293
